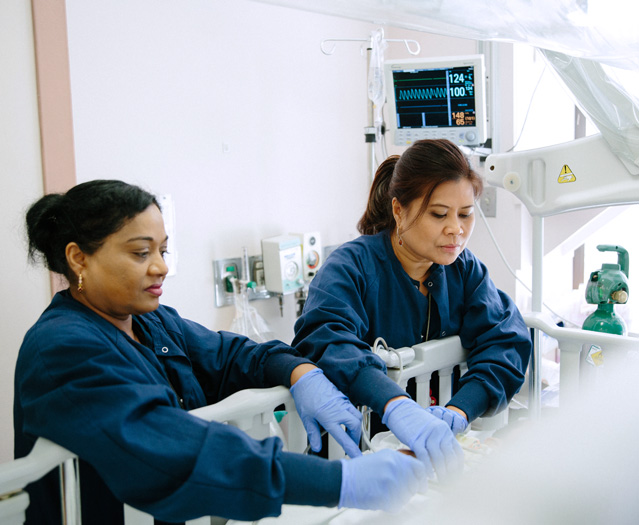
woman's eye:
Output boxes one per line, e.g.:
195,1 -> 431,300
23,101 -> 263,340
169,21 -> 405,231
161,250 -> 170,259
135,252 -> 149,259
432,213 -> 446,219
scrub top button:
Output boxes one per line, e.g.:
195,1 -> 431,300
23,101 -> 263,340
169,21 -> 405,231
427,282 -> 433,287
441,331 -> 447,336
161,347 -> 169,353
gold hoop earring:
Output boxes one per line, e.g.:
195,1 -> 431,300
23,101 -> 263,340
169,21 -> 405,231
77,273 -> 84,293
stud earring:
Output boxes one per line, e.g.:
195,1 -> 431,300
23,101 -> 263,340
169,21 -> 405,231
77,273 -> 84,293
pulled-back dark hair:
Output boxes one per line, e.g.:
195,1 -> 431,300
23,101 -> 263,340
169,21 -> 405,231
26,180 -> 160,281
357,139 -> 483,235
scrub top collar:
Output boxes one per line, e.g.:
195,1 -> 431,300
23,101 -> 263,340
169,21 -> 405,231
380,229 -> 445,290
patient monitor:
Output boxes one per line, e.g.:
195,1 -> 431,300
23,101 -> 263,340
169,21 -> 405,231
385,54 -> 488,147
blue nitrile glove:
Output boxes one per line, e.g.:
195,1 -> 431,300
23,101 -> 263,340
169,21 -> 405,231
428,405 -> 469,435
290,368 -> 363,458
339,449 -> 427,513
382,398 -> 464,481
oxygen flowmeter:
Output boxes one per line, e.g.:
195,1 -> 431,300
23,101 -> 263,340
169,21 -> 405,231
582,245 -> 629,336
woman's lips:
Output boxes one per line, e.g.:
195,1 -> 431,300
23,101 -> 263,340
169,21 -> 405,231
146,284 -> 163,297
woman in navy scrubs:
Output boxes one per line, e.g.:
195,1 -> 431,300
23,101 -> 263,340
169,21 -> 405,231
293,139 -> 532,481
14,179 -> 426,524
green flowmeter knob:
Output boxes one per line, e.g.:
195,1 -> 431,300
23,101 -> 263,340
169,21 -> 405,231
611,290 -> 628,303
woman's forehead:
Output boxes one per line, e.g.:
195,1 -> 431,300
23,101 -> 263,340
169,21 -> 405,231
111,206 -> 166,241
408,179 -> 475,210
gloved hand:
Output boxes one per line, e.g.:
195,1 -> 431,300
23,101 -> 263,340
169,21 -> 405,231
428,405 -> 469,435
339,449 -> 427,513
290,368 -> 362,458
382,398 -> 464,481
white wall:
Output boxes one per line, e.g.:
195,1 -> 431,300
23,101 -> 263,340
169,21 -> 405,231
65,0 -> 514,338
0,1 -> 50,462
66,0 -> 376,339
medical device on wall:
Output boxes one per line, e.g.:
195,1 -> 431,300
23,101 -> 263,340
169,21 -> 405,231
384,54 -> 487,147
582,245 -> 630,336
290,232 -> 323,318
261,235 -> 305,295
291,232 -> 323,281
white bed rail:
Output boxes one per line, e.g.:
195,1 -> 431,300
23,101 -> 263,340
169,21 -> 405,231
0,438 -> 79,525
189,386 -> 306,452
386,314 -> 639,420
2,387 -> 304,525
523,311 -> 639,407
9,319 -> 632,524
385,336 -> 507,431
125,387 -> 304,524
386,336 -> 468,407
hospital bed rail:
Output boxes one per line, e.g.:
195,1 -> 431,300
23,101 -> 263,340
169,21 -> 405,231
523,311 -> 639,407
189,385 -> 306,451
383,336 -> 507,431
386,336 -> 468,408
0,438 -> 79,525
125,386 -> 306,524
5,321 -> 635,524
0,386 -> 305,525
382,315 -> 639,428
385,314 -> 639,419
388,312 -> 639,412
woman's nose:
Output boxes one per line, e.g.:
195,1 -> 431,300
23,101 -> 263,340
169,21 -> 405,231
444,218 -> 463,235
151,253 -> 169,276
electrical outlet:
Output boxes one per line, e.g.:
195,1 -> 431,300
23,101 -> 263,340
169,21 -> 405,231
479,186 -> 497,218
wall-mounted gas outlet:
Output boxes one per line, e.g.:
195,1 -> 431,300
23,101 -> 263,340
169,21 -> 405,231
479,185 -> 497,218
213,255 -> 272,307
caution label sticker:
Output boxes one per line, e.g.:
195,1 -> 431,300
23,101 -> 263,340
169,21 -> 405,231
558,165 -> 576,183
586,344 -> 604,367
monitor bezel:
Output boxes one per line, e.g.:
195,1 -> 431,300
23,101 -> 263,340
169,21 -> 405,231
384,54 -> 488,147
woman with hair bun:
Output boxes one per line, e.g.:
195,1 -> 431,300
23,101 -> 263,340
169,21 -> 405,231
14,179 -> 427,524
293,139 -> 532,481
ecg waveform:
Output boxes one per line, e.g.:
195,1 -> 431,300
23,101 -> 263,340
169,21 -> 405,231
397,87 -> 448,101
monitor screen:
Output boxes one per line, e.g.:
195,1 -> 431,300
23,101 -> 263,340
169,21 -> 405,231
385,55 -> 487,147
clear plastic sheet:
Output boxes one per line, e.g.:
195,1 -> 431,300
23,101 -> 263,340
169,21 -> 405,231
541,50 -> 639,172
251,0 -> 639,171
249,0 -> 639,64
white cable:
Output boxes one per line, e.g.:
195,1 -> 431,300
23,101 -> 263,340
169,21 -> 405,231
388,347 -> 404,384
372,337 -> 388,353
507,61 -> 547,153
364,337 -> 406,452
476,202 -> 580,327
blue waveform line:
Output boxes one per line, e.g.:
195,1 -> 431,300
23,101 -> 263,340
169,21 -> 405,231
398,87 -> 448,101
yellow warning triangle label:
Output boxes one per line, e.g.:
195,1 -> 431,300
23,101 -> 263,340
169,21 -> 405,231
558,164 -> 576,183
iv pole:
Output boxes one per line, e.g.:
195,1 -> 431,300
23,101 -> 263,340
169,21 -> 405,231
321,29 -> 420,180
